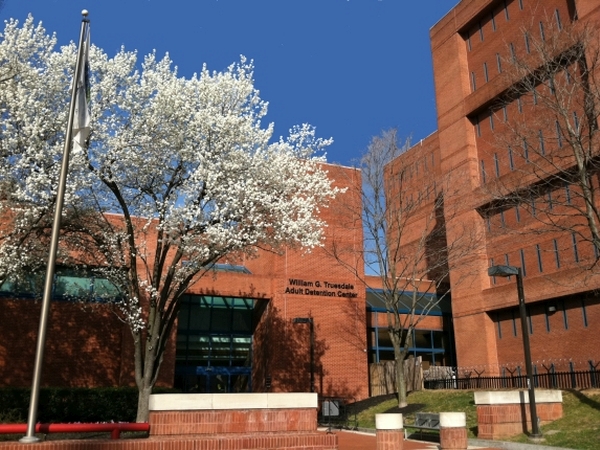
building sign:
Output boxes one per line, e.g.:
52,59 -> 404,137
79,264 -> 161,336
285,278 -> 358,298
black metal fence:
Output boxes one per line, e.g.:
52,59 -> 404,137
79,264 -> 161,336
424,362 -> 600,390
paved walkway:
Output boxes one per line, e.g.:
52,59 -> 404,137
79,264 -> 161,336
331,429 -> 502,450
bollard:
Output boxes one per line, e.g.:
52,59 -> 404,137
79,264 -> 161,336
375,413 -> 404,450
439,412 -> 467,450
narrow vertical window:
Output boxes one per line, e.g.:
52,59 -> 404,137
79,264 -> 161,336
533,87 -> 538,105
497,314 -> 503,338
481,160 -> 487,183
536,244 -> 543,272
518,0 -> 524,10
503,105 -> 508,121
471,72 -> 477,91
494,153 -> 501,177
523,139 -> 529,162
581,299 -> 588,327
496,53 -> 503,73
553,239 -> 561,268
524,32 -> 531,53
500,210 -> 506,227
556,120 -> 563,147
555,9 -> 562,30
539,21 -> 545,40
484,62 -> 489,82
467,31 -> 472,51
545,305 -> 551,332
517,96 -> 523,113
547,191 -> 553,210
531,197 -> 537,216
520,249 -> 527,276
504,0 -> 510,20
486,216 -> 492,232
491,11 -> 497,31
539,130 -> 546,155
475,116 -> 481,136
510,42 -> 516,62
504,253 -> 511,269
549,77 -> 556,94
508,146 -> 515,170
479,21 -> 484,41
565,183 -> 571,204
515,204 -> 521,222
561,300 -> 568,329
490,113 -> 494,130
572,232 -> 579,263
573,111 -> 580,131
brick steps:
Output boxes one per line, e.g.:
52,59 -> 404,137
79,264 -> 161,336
0,432 -> 337,450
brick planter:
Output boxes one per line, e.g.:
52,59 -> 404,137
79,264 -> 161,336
475,390 -> 563,439
439,412 -> 467,450
375,413 -> 404,450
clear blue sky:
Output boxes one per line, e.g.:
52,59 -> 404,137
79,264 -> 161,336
1,0 -> 457,167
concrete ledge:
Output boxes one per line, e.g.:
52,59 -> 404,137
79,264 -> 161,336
474,390 -> 562,405
149,392 -> 318,411
375,413 -> 403,430
440,412 -> 466,428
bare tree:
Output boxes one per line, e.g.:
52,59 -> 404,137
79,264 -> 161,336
479,17 -> 600,272
332,129 -> 478,407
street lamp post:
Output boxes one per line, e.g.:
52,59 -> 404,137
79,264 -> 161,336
293,317 -> 315,393
488,265 -> 542,439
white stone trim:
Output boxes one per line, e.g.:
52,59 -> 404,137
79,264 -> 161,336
474,390 -> 562,405
439,412 -> 466,428
149,392 -> 318,411
375,413 -> 403,430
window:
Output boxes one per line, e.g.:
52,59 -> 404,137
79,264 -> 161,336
572,232 -> 580,263
496,53 -> 502,73
479,21 -> 484,41
489,113 -> 494,130
510,42 -> 516,62
553,239 -> 561,268
539,21 -> 545,40
520,249 -> 527,276
539,130 -> 545,155
491,11 -> 497,31
508,146 -> 515,170
494,153 -> 500,177
500,210 -> 506,227
475,116 -> 481,136
555,9 -> 562,30
556,120 -> 563,147
524,32 -> 531,53
503,105 -> 508,121
573,111 -> 580,131
565,183 -> 572,204
561,300 -> 568,329
467,31 -> 472,51
486,216 -> 492,232
517,96 -> 523,113
547,191 -> 553,210
515,204 -> 521,222
536,244 -> 543,272
581,299 -> 588,327
504,0 -> 510,20
481,160 -> 487,183
522,139 -> 529,162
471,72 -> 477,91
533,87 -> 538,105
545,305 -> 551,332
484,62 -> 489,82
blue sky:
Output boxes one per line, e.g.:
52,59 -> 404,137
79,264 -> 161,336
1,1 -> 457,166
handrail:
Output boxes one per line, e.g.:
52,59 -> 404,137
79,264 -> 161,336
0,423 -> 150,439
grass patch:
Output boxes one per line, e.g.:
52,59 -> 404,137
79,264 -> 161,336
353,389 -> 600,449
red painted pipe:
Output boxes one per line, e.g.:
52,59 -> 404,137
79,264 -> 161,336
0,423 -> 150,439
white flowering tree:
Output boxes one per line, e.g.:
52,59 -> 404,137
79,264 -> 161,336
0,17 -> 341,421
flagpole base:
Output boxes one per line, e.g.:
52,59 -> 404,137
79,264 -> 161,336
19,436 -> 41,444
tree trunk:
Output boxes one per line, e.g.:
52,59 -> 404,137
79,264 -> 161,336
136,382 -> 153,422
395,356 -> 407,408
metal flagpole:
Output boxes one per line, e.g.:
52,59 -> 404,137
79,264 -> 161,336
20,10 -> 90,444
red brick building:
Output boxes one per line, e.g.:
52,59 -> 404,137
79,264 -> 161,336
388,0 -> 600,377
